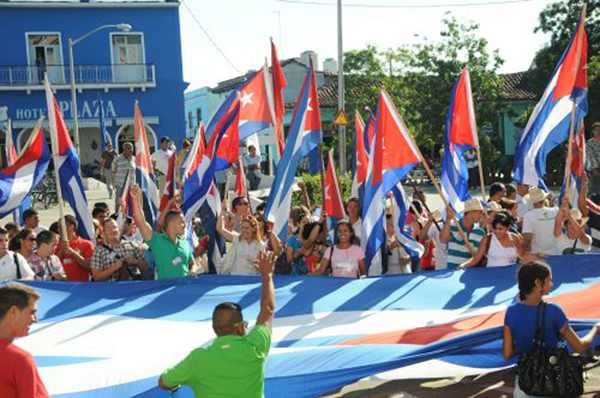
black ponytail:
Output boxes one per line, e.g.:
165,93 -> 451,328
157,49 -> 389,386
517,261 -> 551,301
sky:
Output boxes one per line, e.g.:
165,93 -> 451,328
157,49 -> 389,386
179,0 -> 556,92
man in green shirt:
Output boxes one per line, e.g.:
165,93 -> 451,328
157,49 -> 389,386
131,185 -> 198,279
158,250 -> 277,397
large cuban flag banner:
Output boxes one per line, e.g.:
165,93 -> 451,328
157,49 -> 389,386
513,13 -> 587,189
10,255 -> 600,397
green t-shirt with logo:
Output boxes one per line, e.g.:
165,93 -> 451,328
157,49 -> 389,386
162,325 -> 272,397
147,232 -> 193,279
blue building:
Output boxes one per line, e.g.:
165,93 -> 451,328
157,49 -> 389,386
0,0 -> 187,168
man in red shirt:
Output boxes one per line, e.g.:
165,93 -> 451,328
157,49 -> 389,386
56,215 -> 95,282
0,283 -> 49,397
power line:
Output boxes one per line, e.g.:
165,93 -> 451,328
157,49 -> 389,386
277,0 -> 532,9
180,0 -> 241,74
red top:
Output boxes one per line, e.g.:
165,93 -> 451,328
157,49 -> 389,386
0,338 -> 49,398
56,237 -> 95,282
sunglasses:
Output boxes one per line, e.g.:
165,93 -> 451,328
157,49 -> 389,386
26,237 -> 36,242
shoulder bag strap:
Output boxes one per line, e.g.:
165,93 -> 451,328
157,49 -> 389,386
571,237 -> 579,253
14,253 -> 21,279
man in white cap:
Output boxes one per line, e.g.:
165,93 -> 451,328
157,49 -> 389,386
522,187 -> 559,256
440,198 -> 486,270
553,197 -> 591,255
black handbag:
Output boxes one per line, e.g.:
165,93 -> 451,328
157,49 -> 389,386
517,302 -> 585,397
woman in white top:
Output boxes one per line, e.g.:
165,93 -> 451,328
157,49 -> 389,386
553,197 -> 592,255
217,214 -> 265,275
314,220 -> 365,278
385,214 -> 411,274
459,212 -> 538,269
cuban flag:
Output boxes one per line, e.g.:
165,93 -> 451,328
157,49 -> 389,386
45,79 -> 95,242
98,94 -> 112,152
13,255 -> 600,397
238,61 -> 276,141
182,101 -> 241,225
362,91 -> 421,273
0,118 -> 49,219
441,66 -> 478,214
198,181 -> 226,274
264,59 -> 322,241
271,39 -> 288,157
234,160 -> 247,199
390,181 -> 425,259
5,119 -> 17,165
559,124 -> 586,209
351,112 -> 373,200
514,15 -> 587,189
134,102 -> 160,227
324,151 -> 346,239
158,152 -> 176,215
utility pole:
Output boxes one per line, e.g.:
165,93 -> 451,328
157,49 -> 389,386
337,0 -> 346,175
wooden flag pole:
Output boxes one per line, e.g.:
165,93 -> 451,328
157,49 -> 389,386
564,5 -> 586,197
382,89 -> 476,255
318,146 -> 326,210
224,168 -> 232,209
475,146 -> 486,198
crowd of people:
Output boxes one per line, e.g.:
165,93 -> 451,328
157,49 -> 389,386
0,122 -> 599,283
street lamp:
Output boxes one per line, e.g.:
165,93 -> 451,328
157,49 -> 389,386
68,23 -> 132,158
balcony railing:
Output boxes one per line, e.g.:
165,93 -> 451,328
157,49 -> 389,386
0,64 -> 155,88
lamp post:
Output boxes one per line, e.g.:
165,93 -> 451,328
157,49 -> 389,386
69,23 -> 131,157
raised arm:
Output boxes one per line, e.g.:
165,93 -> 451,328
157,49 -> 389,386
255,250 -> 277,333
131,185 -> 154,242
579,173 -> 589,217
216,213 -> 235,242
554,198 -> 569,238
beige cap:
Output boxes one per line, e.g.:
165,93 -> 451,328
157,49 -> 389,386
462,198 -> 485,213
526,187 -> 550,205
569,208 -> 589,226
488,201 -> 502,212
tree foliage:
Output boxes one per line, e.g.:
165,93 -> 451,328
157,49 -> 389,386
342,15 -> 506,178
528,0 -> 599,127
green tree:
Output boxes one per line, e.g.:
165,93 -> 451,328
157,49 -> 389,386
342,15 -> 506,181
528,0 -> 599,127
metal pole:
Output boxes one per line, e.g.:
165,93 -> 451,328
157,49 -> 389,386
337,0 -> 346,175
68,38 -> 81,158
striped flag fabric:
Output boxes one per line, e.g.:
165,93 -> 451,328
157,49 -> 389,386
351,112 -> 372,200
158,152 -> 176,215
559,124 -> 586,209
0,117 -> 49,218
5,119 -> 17,165
134,102 -> 160,227
198,181 -> 226,274
441,66 -> 478,214
14,255 -> 600,397
45,78 -> 96,243
238,61 -> 276,142
514,13 -> 587,188
234,160 -> 247,198
390,181 -> 425,259
271,39 -> 287,157
264,59 -> 322,241
362,90 -> 421,273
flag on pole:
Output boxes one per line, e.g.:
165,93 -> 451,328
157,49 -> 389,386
351,112 -> 372,200
45,80 -> 96,242
271,39 -> 288,157
559,124 -> 586,209
362,91 -> 421,273
325,151 -> 346,237
264,59 -> 322,241
134,102 -> 160,227
0,118 -> 49,219
441,66 -> 479,214
234,160 -> 247,199
98,94 -> 112,152
514,13 -> 588,188
158,152 -> 176,214
182,102 -> 241,226
238,61 -> 276,141
5,120 -> 17,165
390,181 -> 425,259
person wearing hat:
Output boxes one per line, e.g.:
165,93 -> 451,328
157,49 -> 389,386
522,187 -> 559,256
152,137 -> 173,193
553,197 -> 591,255
418,209 -> 448,270
440,198 -> 486,270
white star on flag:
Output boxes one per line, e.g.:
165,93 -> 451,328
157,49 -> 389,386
240,91 -> 254,108
306,97 -> 313,112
